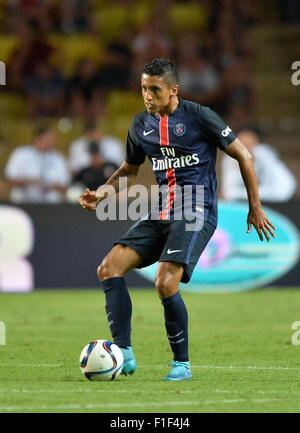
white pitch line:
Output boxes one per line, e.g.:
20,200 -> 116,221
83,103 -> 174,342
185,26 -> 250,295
0,398 -> 295,412
192,365 -> 293,371
0,364 -> 63,368
1,389 -> 193,394
0,389 -> 299,396
213,390 -> 297,395
142,365 -> 295,371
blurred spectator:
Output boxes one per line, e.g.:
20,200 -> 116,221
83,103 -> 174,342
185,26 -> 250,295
25,63 -> 65,118
208,0 -> 255,66
98,42 -> 132,91
72,141 -> 118,191
7,1 -> 50,33
218,58 -> 254,129
130,18 -> 172,88
178,51 -> 221,104
221,128 -> 297,202
65,58 -> 104,120
1,0 -> 261,187
58,0 -> 94,34
0,134 -> 9,200
0,133 -> 8,166
5,126 -> 70,203
69,121 -> 124,175
176,32 -> 203,64
8,20 -> 55,90
131,22 -> 172,61
279,0 -> 300,23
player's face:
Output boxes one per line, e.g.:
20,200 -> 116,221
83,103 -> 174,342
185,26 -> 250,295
141,74 -> 178,115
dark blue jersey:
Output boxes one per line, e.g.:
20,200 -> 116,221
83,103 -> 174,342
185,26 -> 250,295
125,98 -> 236,227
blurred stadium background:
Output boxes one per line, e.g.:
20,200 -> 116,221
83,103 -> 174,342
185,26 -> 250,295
2,1 -> 300,415
0,0 -> 300,292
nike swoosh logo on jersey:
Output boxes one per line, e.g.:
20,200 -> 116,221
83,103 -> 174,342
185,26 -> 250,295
167,248 -> 182,254
143,129 -> 155,136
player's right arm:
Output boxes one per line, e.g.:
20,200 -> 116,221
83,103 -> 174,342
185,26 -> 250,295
79,117 -> 146,212
79,162 -> 140,211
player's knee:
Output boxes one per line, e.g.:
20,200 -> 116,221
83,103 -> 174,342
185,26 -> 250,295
155,276 -> 176,299
97,255 -> 124,281
97,260 -> 112,281
97,263 -> 105,281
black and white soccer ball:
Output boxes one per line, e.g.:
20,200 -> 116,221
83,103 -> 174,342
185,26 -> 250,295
79,340 -> 124,381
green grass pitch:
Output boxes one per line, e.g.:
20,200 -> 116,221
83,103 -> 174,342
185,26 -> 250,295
0,288 -> 300,413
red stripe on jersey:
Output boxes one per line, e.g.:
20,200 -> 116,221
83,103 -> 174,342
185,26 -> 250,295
159,116 -> 176,220
159,115 -> 169,147
166,168 -> 176,210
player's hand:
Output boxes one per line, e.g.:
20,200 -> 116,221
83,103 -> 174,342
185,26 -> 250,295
79,189 -> 100,212
247,206 -> 277,242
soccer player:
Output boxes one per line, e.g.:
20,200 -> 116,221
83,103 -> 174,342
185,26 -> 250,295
79,59 -> 276,381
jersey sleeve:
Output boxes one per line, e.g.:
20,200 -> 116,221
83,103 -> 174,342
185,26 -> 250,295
125,120 -> 146,165
199,106 -> 237,150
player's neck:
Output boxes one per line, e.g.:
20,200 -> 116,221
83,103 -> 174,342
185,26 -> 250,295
157,96 -> 179,117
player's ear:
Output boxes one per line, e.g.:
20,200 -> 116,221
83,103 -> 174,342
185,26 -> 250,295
170,84 -> 179,96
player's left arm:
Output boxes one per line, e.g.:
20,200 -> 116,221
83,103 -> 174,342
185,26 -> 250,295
224,138 -> 277,242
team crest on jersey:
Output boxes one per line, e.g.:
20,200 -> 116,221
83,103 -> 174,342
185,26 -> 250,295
174,122 -> 186,136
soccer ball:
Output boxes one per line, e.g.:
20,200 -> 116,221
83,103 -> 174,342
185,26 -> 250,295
79,340 -> 124,381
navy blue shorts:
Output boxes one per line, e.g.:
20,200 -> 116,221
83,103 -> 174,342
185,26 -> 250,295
114,218 -> 216,283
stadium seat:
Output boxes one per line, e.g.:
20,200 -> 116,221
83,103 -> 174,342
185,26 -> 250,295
168,3 -> 207,32
49,34 -> 103,75
106,91 -> 144,118
0,94 -> 26,119
94,6 -> 128,42
101,115 -> 133,141
0,120 -> 33,166
0,35 -> 16,63
127,3 -> 152,30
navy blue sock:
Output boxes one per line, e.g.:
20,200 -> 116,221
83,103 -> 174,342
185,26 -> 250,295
101,277 -> 132,348
161,291 -> 189,362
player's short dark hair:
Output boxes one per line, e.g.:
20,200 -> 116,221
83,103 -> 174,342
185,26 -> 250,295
142,59 -> 179,87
